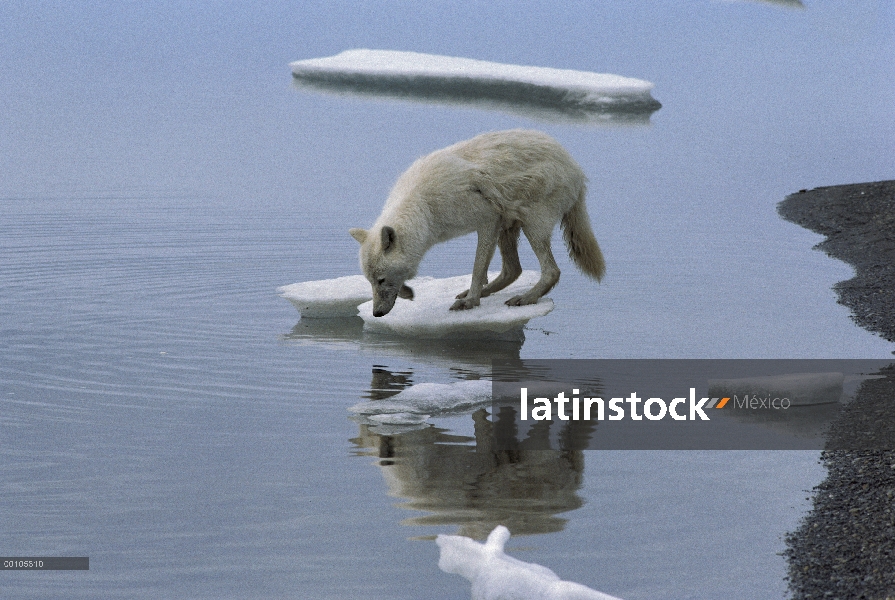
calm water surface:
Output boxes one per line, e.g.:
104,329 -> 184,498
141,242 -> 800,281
1,1 -> 893,598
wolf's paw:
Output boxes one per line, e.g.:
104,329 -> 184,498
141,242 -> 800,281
450,297 -> 480,311
505,294 -> 537,307
456,288 -> 492,299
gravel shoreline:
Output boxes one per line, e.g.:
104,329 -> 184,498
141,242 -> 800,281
778,180 -> 895,600
778,180 -> 895,347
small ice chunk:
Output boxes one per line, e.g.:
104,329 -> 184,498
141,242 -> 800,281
278,275 -> 371,318
707,372 -> 844,406
350,380 -> 492,423
358,271 -> 553,340
436,525 -> 623,600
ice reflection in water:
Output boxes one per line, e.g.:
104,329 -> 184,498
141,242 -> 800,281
283,317 -> 524,375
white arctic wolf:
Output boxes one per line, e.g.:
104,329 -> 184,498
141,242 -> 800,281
350,130 -> 605,317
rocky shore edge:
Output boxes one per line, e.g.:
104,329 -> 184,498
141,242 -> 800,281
778,180 -> 895,600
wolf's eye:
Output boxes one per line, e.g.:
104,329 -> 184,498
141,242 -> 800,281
377,278 -> 386,285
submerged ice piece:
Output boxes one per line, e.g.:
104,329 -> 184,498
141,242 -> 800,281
436,526 -> 623,600
349,379 -> 492,426
707,372 -> 844,406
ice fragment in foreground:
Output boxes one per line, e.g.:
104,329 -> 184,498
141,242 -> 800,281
436,525 -> 623,600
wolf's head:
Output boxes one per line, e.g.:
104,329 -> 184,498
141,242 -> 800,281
349,226 -> 415,317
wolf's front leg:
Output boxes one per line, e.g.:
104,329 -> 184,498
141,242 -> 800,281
450,224 -> 499,311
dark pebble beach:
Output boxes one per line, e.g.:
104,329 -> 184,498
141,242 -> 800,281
778,180 -> 895,600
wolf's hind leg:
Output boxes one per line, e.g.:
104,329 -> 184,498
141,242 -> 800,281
506,224 -> 560,306
481,223 -> 523,295
451,222 -> 499,311
455,223 -> 523,300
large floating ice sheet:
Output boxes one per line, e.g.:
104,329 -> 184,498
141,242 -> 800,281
350,380 -> 492,424
291,49 -> 661,124
291,49 -> 654,99
278,271 -> 553,340
358,271 -> 554,340
437,525 -> 623,600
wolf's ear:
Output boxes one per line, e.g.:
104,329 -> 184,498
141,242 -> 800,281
398,284 -> 414,300
349,228 -> 367,244
381,226 -> 397,252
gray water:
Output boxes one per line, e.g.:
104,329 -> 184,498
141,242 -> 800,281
2,2 -> 893,598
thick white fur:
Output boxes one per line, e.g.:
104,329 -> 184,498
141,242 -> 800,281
350,129 -> 605,316
436,526 -> 623,600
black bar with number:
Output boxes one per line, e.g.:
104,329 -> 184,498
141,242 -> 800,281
1,557 -> 89,570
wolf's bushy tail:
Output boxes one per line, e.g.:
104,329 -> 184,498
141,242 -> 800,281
560,188 -> 605,281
